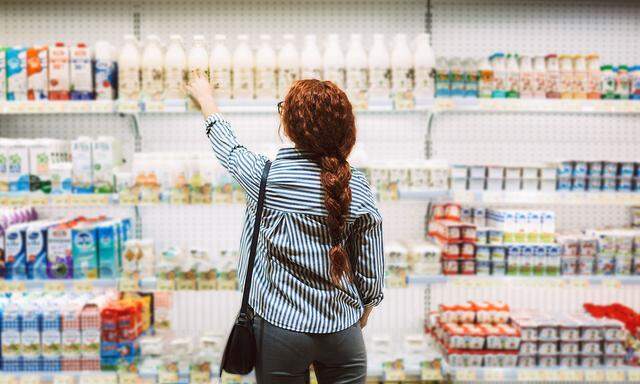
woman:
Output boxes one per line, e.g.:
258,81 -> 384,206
187,75 -> 384,384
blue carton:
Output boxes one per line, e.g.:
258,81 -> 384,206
5,223 -> 28,280
26,221 -> 55,279
97,220 -> 120,278
71,223 -> 99,279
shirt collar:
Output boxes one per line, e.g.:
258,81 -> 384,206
275,147 -> 316,160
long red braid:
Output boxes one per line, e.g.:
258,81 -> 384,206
281,80 -> 357,285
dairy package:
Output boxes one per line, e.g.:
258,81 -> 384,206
49,42 -> 70,100
27,45 -> 49,100
301,34 -> 322,80
414,33 -> 435,102
391,34 -> 414,109
50,162 -> 72,194
22,306 -> 42,368
0,139 -> 9,192
210,34 -> 232,99
323,34 -> 345,89
188,35 -> 209,109
7,139 -> 30,192
368,34 -> 391,100
71,136 -> 93,193
26,221 -> 56,279
6,46 -> 28,100
345,34 -> 368,109
70,43 -> 94,100
29,139 -> 52,193
94,41 -> 117,100
232,35 -> 254,99
141,35 -> 165,102
92,136 -> 122,193
6,223 -> 29,279
47,223 -> 74,279
164,34 -> 187,100
97,220 -> 121,278
42,307 -> 62,368
118,35 -> 141,101
0,47 -> 6,100
255,34 -> 277,99
277,34 -> 299,98
72,222 -> 99,279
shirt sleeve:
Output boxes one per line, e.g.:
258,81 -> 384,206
205,113 -> 268,200
348,208 -> 385,308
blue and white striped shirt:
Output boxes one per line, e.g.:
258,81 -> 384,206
205,113 -> 384,334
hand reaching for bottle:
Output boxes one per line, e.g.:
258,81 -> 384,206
186,71 -> 220,118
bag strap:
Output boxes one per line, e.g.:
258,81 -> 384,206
240,160 -> 271,316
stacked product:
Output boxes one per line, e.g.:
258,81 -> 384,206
512,310 -> 627,367
0,136 -> 121,194
0,292 -> 133,372
450,163 -> 556,192
1,32 -> 436,109
560,228 -> 640,275
384,240 -> 441,286
365,160 -> 449,200
428,203 -> 477,275
432,301 -> 520,367
460,206 -> 508,276
435,53 -> 640,100
584,303 -> 640,365
3,213 -> 132,280
557,160 -> 639,192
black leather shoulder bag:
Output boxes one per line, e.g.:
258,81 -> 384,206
220,160 -> 271,376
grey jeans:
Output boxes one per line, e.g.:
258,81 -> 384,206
252,315 -> 367,384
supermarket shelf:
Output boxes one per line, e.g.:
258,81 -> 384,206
407,275 -> 640,287
451,190 -> 640,205
0,279 -> 118,292
3,99 -> 640,116
433,98 -> 640,114
442,364 -> 640,382
0,100 -> 430,115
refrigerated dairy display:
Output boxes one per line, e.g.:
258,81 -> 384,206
427,203 -> 640,277
429,301 -> 638,369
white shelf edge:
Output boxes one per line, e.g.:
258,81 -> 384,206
407,275 -> 640,286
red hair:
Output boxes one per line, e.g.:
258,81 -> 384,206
281,80 -> 357,285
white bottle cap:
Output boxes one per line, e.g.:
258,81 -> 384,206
170,34 -> 183,42
193,35 -> 206,42
214,34 -> 227,41
259,34 -> 272,41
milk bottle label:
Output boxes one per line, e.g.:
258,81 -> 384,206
324,68 -> 345,89
278,68 -> 298,98
233,68 -> 254,99
560,72 -> 574,97
369,68 -> 391,98
532,73 -> 546,97
505,72 -> 519,97
545,72 -> 560,98
301,68 -> 322,80
255,67 -> 277,99
393,68 -> 413,92
22,329 -> 41,357
2,330 -> 21,357
519,72 -> 533,97
27,47 -> 48,100
0,49 -> 6,101
142,67 -> 164,100
347,68 -> 367,92
42,330 -> 62,358
94,60 -> 116,100
119,66 -> 140,100
587,72 -> 601,98
414,68 -> 434,96
165,67 -> 186,99
212,68 -> 232,98
573,72 -> 588,97
6,48 -> 27,100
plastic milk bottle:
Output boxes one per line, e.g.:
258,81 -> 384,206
413,33 -> 435,101
301,34 -> 322,80
345,34 -> 368,109
368,34 -> 391,100
188,35 -> 209,108
391,34 -> 414,108
118,35 -> 141,101
323,34 -> 345,89
232,35 -> 255,99
141,34 -> 164,101
164,35 -> 187,100
255,34 -> 277,99
277,34 -> 299,98
210,35 -> 232,99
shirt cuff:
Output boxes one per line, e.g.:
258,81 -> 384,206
363,295 -> 384,308
204,113 -> 226,129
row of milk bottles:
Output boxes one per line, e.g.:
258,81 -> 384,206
116,33 -> 435,106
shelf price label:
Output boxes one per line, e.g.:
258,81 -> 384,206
119,372 -> 139,384
516,370 -> 539,381
7,281 -> 25,292
119,278 -> 140,292
19,376 -> 40,384
73,280 -> 95,292
628,369 -> 640,382
605,370 -> 626,382
0,376 -> 16,384
52,375 -> 75,384
585,370 -> 605,381
44,281 -> 67,292
456,369 -> 477,381
484,369 -> 505,381
420,368 -> 442,381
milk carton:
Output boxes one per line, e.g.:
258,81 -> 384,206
27,45 -> 49,100
29,139 -> 52,193
94,41 -> 116,100
71,136 -> 93,193
6,46 -> 28,100
21,305 -> 43,365
26,221 -> 55,279
7,139 -> 30,192
49,42 -> 70,100
0,47 -> 6,100
42,306 -> 62,370
72,222 -> 99,279
70,43 -> 93,100
5,223 -> 28,279
92,136 -> 122,193
0,138 -> 10,192
2,305 -> 22,359
97,220 -> 120,278
50,162 -> 72,194
47,223 -> 74,279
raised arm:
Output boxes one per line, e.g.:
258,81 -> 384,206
187,73 -> 267,199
